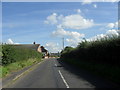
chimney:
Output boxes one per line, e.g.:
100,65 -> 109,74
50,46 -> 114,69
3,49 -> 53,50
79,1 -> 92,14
33,41 -> 35,44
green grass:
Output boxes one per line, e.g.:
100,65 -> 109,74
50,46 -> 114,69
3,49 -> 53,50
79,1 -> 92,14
0,45 -> 2,56
2,45 -> 42,66
1,44 -> 43,78
1,58 -> 42,78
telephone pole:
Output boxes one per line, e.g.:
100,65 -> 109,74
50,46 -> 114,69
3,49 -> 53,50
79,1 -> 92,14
62,37 -> 64,50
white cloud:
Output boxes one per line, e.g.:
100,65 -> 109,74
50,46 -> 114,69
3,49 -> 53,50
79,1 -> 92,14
77,9 -> 81,13
107,23 -> 115,28
44,13 -> 58,25
88,34 -> 106,41
107,21 -> 118,29
52,28 -> 68,37
61,14 -> 94,30
6,38 -> 14,44
69,31 -> 85,39
93,4 -> 97,8
81,0 -> 92,5
117,30 -> 120,34
45,13 -> 95,30
45,42 -> 61,53
57,14 -> 64,21
6,38 -> 20,44
106,29 -> 119,36
14,43 -> 20,44
67,29 -> 119,46
52,27 -> 85,39
45,13 -> 91,47
103,0 -> 119,2
66,38 -> 76,47
81,0 -> 119,3
115,21 -> 118,28
88,29 -> 119,41
52,27 -> 85,47
66,38 -> 82,47
66,38 -> 74,43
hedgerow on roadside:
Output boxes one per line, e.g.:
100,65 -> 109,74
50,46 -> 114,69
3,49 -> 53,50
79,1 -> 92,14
60,36 -> 120,84
2,45 -> 42,66
1,45 -> 42,78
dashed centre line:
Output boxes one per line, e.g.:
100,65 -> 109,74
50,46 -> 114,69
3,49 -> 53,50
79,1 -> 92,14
55,64 -> 57,67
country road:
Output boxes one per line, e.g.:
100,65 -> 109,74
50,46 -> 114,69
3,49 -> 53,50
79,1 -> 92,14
5,58 -> 118,88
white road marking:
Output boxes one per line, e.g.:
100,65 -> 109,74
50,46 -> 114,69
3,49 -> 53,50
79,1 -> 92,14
38,62 -> 42,65
13,60 -> 45,81
54,59 -> 56,64
13,70 -> 29,81
58,70 -> 70,88
55,64 -> 57,67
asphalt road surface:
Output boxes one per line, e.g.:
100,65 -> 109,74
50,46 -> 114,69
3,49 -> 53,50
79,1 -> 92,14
6,58 -> 118,88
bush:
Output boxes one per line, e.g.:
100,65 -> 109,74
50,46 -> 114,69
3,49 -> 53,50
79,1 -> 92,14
2,45 -> 42,66
61,36 -> 120,66
61,46 -> 74,54
60,36 -> 120,84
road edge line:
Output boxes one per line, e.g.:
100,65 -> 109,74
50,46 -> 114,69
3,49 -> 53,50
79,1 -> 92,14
3,59 -> 46,88
58,70 -> 70,88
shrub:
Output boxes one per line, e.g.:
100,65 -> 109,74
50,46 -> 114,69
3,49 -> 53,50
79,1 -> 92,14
2,45 -> 42,66
60,36 -> 120,84
61,36 -> 120,66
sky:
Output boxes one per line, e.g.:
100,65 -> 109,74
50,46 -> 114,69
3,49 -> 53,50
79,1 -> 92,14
2,1 -> 119,53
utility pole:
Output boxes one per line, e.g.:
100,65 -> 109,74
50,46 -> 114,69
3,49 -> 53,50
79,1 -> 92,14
62,37 -> 64,50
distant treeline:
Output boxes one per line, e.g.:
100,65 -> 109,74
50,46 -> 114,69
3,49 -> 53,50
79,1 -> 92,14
1,45 -> 42,66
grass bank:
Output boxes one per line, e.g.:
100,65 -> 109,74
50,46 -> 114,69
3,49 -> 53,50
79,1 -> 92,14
1,44 -> 42,78
1,58 -> 42,78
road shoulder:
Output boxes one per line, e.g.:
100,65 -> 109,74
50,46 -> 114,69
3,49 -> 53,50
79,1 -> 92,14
2,59 -> 46,88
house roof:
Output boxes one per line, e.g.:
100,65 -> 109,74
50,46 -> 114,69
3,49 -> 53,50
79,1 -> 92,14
41,46 -> 48,52
13,44 -> 40,51
11,44 -> 48,53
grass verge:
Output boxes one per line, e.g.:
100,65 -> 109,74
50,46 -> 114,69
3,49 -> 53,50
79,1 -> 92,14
0,58 -> 42,78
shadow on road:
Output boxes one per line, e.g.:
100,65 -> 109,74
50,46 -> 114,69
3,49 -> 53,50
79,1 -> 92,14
56,58 -> 119,89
